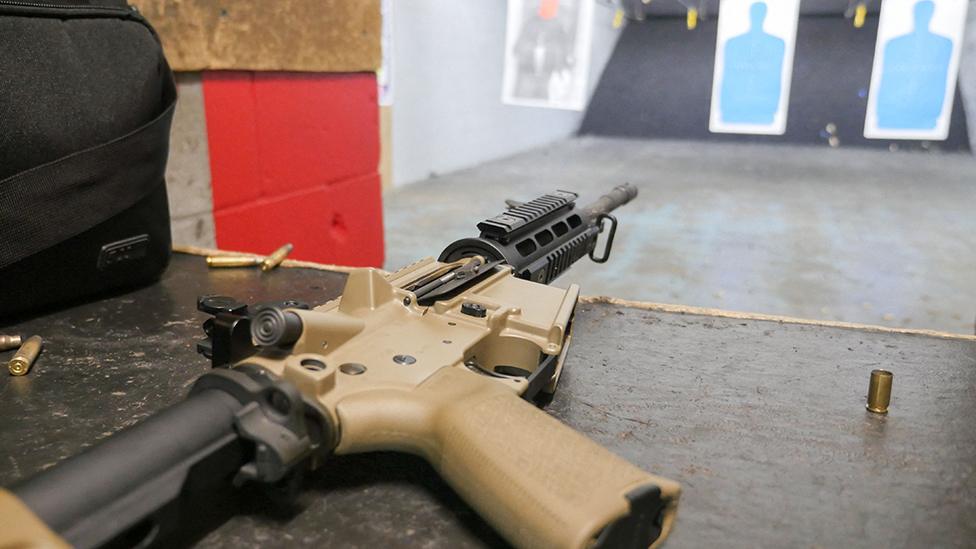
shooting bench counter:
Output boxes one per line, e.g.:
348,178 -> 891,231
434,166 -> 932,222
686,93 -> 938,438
1,252 -> 973,548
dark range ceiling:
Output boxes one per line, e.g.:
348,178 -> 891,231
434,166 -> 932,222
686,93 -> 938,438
621,0 -> 882,19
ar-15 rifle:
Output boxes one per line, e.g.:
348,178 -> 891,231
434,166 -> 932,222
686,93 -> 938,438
1,184 -> 680,549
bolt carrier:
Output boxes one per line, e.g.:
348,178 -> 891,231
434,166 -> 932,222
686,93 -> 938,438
8,335 -> 42,376
0,334 -> 22,352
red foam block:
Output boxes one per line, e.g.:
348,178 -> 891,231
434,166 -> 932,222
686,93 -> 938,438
214,173 -> 384,267
203,71 -> 379,210
252,72 -> 380,198
201,71 -> 262,210
202,70 -> 382,266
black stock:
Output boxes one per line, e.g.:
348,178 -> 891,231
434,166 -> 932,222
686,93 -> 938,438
11,389 -> 247,548
9,366 -> 329,549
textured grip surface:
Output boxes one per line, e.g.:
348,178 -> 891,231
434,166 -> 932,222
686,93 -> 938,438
437,380 -> 678,548
336,367 -> 680,549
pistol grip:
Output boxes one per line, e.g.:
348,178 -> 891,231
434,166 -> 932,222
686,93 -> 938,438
335,368 -> 680,549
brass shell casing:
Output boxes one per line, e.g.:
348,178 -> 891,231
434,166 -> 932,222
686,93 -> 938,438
0,335 -> 22,352
206,256 -> 262,268
8,336 -> 42,376
261,243 -> 294,272
866,369 -> 893,414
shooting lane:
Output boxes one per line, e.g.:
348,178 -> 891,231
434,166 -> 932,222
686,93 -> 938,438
582,0 -> 972,148
386,0 -> 976,335
0,253 -> 973,547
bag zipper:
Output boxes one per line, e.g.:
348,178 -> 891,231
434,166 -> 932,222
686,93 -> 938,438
0,1 -> 145,23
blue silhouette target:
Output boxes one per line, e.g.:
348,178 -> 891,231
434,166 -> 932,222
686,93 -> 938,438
876,1 -> 953,129
866,0 -> 968,140
710,0 -> 800,135
720,3 -> 785,125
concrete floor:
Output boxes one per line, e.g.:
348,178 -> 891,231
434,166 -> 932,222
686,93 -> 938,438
383,137 -> 976,334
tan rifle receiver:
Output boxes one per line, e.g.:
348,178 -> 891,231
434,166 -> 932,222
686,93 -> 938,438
1,184 -> 680,549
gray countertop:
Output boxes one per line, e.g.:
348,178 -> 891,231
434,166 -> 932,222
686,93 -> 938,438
1,253 -> 973,548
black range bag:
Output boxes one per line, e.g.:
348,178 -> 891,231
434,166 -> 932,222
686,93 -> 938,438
0,0 -> 175,318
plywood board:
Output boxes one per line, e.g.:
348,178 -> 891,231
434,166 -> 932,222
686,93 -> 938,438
132,0 -> 381,72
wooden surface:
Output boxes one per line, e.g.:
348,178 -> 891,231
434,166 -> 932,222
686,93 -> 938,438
132,0 -> 380,72
1,253 -> 973,548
